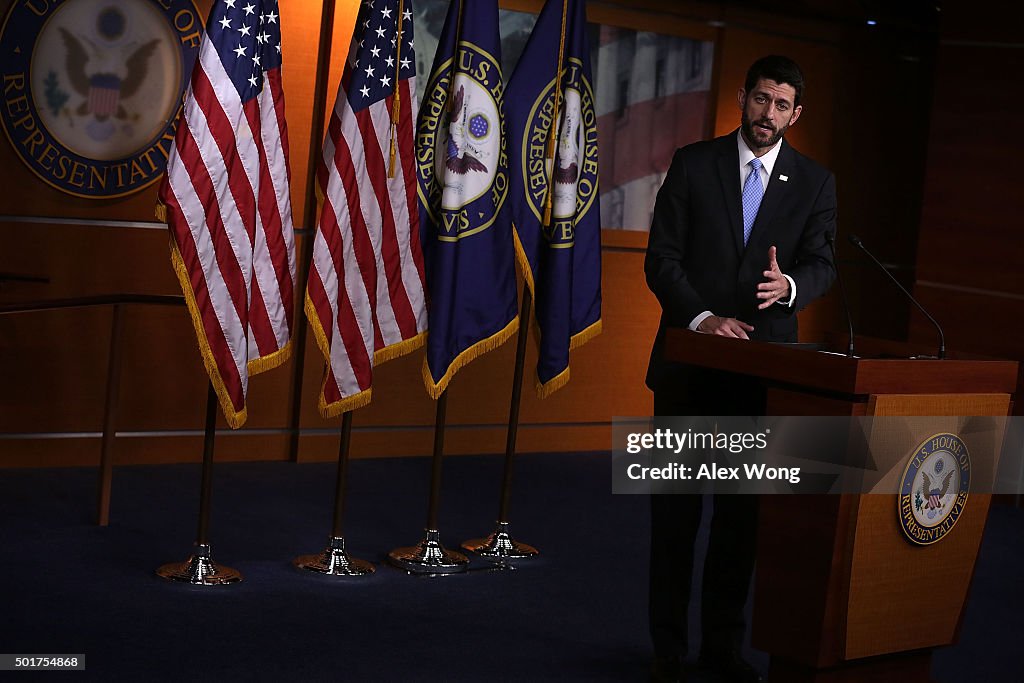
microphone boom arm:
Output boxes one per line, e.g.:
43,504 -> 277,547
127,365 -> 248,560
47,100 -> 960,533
848,234 -> 946,359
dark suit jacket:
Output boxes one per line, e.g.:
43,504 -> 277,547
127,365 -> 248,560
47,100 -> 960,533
645,130 -> 836,392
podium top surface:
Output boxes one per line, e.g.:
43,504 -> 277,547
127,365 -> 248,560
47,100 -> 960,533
665,328 -> 1019,396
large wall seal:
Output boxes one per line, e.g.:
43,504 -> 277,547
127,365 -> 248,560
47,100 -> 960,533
1,0 -> 201,198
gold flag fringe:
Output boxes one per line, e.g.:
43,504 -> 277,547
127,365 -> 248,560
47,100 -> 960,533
534,319 -> 603,398
304,293 -> 334,361
422,316 -> 519,400
512,218 -> 605,399
536,365 -> 570,398
247,340 -> 292,376
374,331 -> 426,364
169,239 -> 248,429
511,225 -> 536,297
569,318 -> 602,350
305,294 -> 427,416
319,382 -> 373,418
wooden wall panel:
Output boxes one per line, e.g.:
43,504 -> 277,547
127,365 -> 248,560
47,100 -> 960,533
915,45 -> 1019,296
0,424 -> 611,468
911,0 -> 1023,424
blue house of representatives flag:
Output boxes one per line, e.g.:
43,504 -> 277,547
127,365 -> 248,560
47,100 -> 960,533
507,0 -> 602,397
415,0 -> 519,398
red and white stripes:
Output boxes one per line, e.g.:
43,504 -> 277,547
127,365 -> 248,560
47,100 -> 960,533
305,68 -> 427,417
160,20 -> 296,429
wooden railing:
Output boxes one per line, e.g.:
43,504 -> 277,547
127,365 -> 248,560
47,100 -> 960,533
0,294 -> 186,526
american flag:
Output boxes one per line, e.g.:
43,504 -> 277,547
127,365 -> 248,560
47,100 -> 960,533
305,0 -> 427,417
158,0 -> 296,429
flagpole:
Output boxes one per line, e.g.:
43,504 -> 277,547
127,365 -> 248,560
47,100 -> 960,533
157,382 -> 242,585
463,0 -> 573,560
288,0 -> 338,463
294,410 -> 374,576
387,0 -> 470,576
388,389 -> 470,574
541,0 -> 570,226
447,0 -> 465,109
462,284 -> 539,559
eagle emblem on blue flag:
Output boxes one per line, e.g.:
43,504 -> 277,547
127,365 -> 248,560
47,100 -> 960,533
506,0 -> 602,397
414,0 -> 519,398
442,85 -> 488,176
520,58 -> 599,246
417,39 -> 508,241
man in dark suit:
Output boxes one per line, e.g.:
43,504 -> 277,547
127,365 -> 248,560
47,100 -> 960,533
644,56 -> 836,682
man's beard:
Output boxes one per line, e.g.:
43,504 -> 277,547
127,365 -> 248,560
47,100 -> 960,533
741,111 -> 787,149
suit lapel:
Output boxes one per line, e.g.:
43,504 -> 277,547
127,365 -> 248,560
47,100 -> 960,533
715,134 -> 744,257
745,139 -> 795,252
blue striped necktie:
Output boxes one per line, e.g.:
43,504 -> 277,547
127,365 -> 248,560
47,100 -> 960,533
741,158 -> 764,246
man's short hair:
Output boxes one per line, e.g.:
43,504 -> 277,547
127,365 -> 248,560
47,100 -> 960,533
744,55 -> 805,106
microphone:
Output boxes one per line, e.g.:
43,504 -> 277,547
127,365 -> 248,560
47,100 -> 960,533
847,234 -> 945,359
824,231 -> 855,357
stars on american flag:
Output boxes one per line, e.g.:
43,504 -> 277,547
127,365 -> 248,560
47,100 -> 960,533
347,0 -> 416,110
209,0 -> 284,103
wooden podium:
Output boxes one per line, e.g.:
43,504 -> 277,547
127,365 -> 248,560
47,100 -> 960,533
664,328 -> 1018,682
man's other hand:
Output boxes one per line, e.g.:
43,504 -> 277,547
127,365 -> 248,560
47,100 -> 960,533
697,315 -> 754,339
757,245 -> 791,309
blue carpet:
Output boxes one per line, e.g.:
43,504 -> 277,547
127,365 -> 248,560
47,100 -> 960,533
0,453 -> 1019,681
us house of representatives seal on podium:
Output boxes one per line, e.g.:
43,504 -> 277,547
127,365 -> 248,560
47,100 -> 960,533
0,0 -> 201,198
898,432 -> 972,546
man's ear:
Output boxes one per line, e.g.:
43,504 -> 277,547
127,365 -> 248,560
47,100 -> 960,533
737,88 -> 746,111
789,104 -> 803,127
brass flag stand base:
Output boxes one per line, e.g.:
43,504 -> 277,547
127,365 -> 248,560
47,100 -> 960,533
295,536 -> 374,576
157,384 -> 242,587
295,412 -> 374,578
157,543 -> 241,586
462,521 -> 538,560
463,287 -> 540,561
389,529 -> 468,575
389,392 -> 468,576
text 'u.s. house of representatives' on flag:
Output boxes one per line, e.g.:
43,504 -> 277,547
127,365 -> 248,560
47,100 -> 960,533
416,0 -> 519,399
305,0 -> 428,417
508,0 -> 602,398
158,0 -> 296,429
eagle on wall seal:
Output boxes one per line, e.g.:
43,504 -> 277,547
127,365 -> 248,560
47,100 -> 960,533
59,27 -> 159,143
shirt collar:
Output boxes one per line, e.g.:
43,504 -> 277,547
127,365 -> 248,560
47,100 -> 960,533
737,129 -> 783,178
